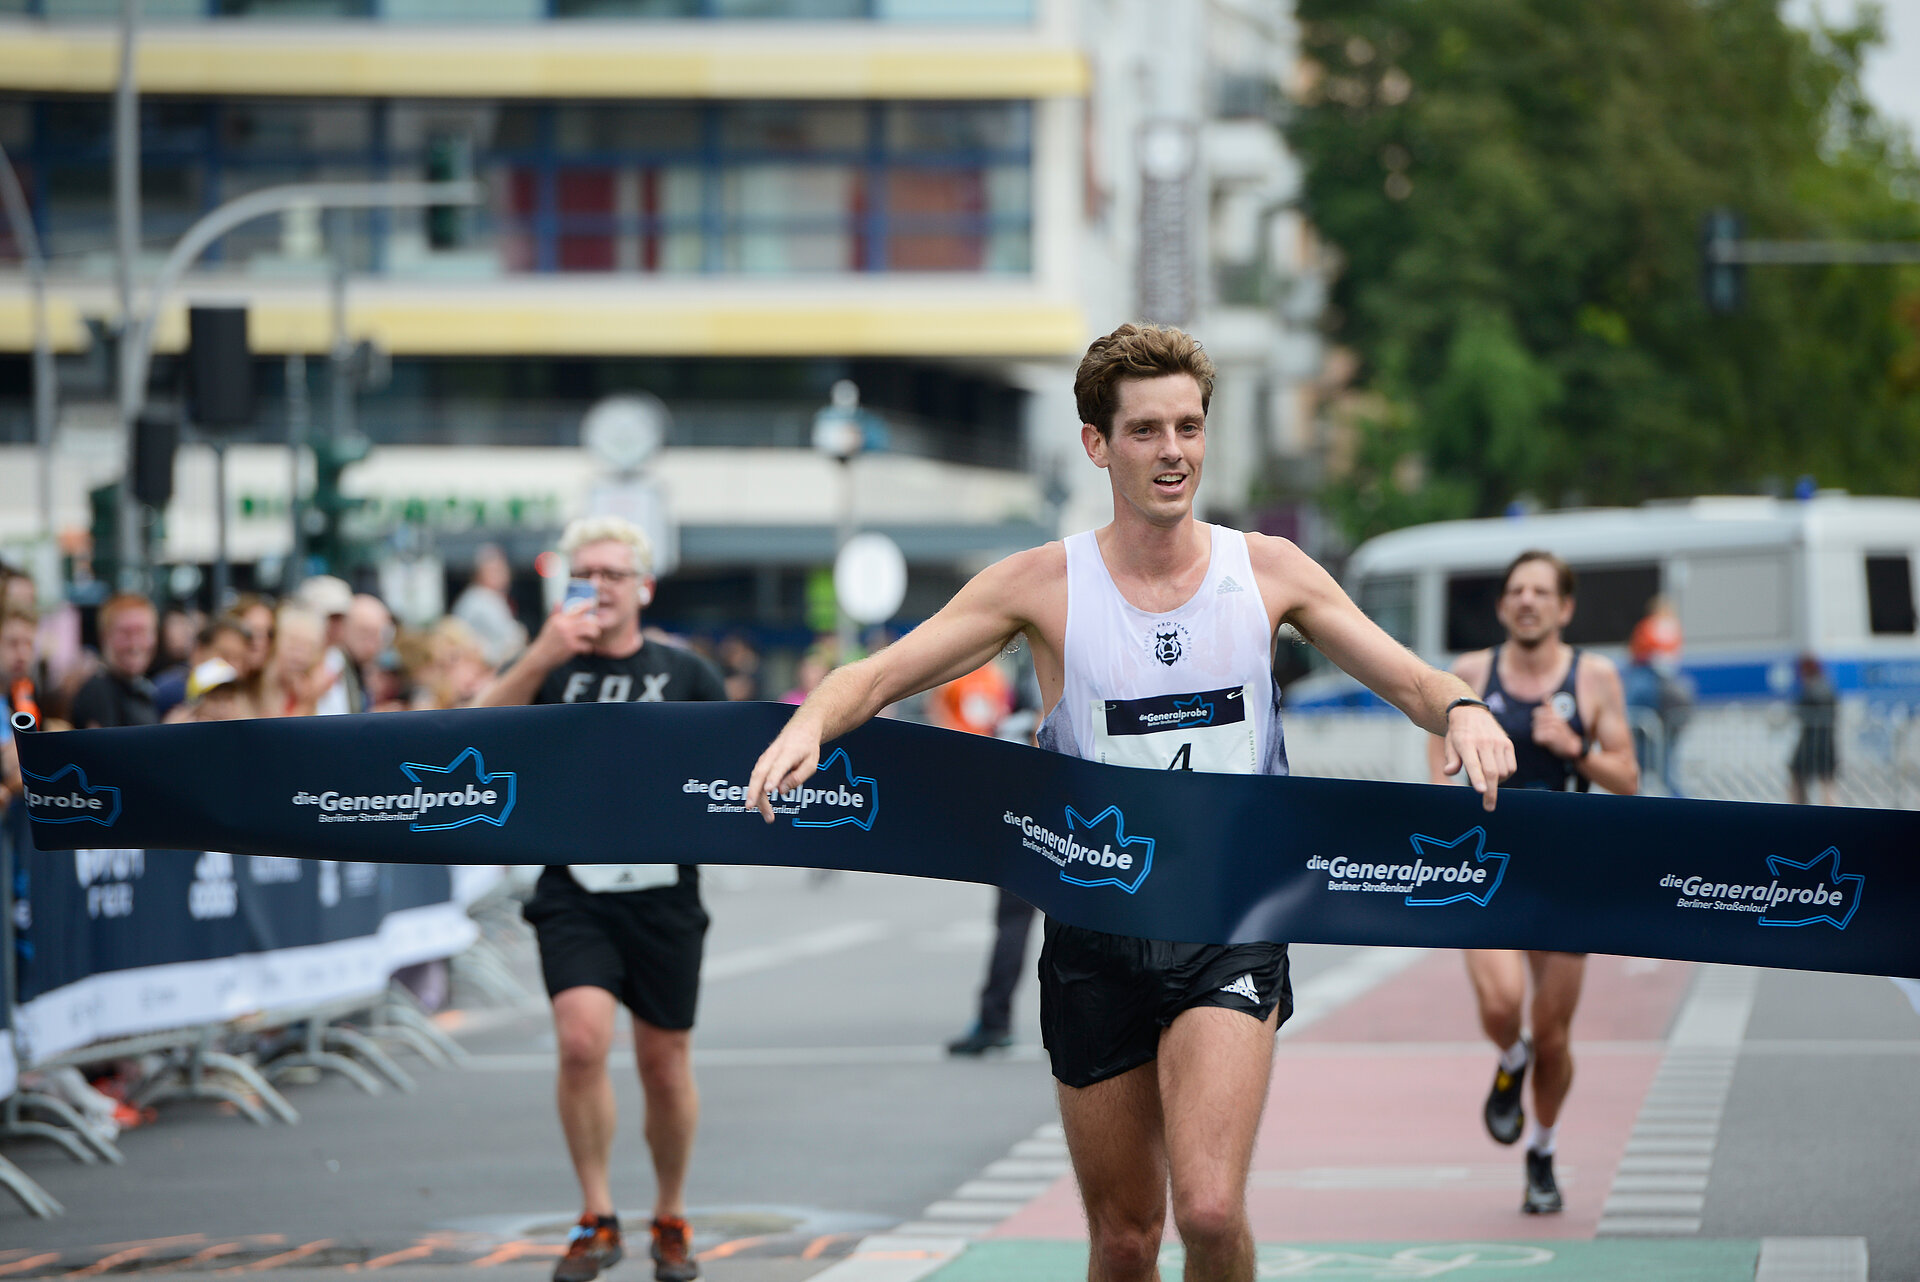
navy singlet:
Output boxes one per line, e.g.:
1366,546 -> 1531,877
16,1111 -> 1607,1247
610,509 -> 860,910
1482,644 -> 1589,793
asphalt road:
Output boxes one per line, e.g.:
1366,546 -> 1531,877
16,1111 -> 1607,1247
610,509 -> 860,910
3,868 -> 1916,1280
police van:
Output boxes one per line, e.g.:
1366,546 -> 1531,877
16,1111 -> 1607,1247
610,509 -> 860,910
1287,493 -> 1920,711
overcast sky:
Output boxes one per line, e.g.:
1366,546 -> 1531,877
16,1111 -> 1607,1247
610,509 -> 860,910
1788,0 -> 1920,148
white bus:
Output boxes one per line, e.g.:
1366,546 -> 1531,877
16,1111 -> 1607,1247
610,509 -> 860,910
1286,493 -> 1920,711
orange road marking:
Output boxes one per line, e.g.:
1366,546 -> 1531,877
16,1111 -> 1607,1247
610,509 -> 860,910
62,1236 -> 206,1278
142,1241 -> 250,1274
351,1244 -> 437,1271
800,1235 -> 837,1260
694,1234 -> 767,1262
87,1237 -> 204,1254
0,1256 -> 58,1277
468,1241 -> 564,1268
219,1239 -> 333,1273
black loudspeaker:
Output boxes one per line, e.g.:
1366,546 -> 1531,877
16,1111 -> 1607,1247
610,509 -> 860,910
188,305 -> 254,428
132,412 -> 178,509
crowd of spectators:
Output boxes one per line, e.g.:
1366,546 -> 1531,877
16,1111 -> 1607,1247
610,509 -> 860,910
0,557 -> 791,813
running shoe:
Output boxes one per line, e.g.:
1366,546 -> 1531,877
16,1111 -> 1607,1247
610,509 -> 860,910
554,1214 -> 623,1282
650,1214 -> 700,1282
1522,1149 -> 1564,1215
1483,1035 -> 1530,1145
946,1025 -> 1014,1056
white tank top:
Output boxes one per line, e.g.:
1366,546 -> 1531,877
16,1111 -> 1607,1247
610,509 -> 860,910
1037,524 -> 1287,776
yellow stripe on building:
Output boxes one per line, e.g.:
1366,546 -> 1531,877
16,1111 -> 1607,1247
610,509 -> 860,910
0,25 -> 1087,99
0,290 -> 1085,358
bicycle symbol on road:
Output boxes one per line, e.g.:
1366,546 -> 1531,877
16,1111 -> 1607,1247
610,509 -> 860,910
1157,1243 -> 1555,1278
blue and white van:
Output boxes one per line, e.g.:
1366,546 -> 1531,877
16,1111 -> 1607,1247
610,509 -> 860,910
1287,494 -> 1920,711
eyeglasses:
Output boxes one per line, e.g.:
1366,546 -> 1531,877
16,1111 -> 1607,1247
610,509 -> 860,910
572,566 -> 638,583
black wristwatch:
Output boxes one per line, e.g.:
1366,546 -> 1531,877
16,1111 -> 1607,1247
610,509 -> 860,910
1444,696 -> 1491,720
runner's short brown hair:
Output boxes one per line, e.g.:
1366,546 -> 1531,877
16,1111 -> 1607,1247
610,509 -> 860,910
1502,549 -> 1575,599
1074,323 -> 1216,438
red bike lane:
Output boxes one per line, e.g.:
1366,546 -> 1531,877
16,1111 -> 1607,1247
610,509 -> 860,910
991,949 -> 1694,1244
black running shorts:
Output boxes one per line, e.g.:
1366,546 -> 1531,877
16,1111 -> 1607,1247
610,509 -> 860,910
1038,918 -> 1292,1089
522,865 -> 709,1031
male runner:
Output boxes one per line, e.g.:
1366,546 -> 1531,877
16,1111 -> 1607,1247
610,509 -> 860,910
748,323 -> 1514,1282
478,516 -> 725,1282
1426,550 -> 1637,1215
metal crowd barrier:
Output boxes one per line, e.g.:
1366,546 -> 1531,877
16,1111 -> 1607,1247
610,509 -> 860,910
1282,701 -> 1920,807
0,825 -> 511,1219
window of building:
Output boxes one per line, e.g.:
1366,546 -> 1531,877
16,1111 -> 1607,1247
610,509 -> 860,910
1866,554 -> 1917,635
19,0 -> 1033,17
1357,575 -> 1415,648
12,95 -> 1031,277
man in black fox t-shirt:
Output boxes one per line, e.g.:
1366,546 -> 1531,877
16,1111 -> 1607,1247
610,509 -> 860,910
477,516 -> 721,1282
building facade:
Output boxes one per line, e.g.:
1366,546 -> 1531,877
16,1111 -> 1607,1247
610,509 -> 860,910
0,0 -> 1324,639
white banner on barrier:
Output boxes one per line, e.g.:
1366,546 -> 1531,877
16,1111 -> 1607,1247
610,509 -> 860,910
0,1030 -> 15,1101
13,902 -> 475,1069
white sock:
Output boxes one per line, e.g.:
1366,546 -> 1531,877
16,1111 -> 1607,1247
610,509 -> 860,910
1498,1040 -> 1529,1073
1527,1122 -> 1558,1156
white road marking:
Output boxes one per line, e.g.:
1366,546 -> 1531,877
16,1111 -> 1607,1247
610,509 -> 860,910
703,920 -> 892,980
1597,964 -> 1757,1237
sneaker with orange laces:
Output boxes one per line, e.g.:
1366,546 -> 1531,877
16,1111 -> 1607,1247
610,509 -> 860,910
554,1213 -> 623,1282
649,1215 -> 700,1282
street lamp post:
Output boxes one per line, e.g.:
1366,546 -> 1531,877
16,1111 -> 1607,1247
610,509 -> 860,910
0,144 -> 56,577
112,180 -> 482,592
812,379 -> 867,658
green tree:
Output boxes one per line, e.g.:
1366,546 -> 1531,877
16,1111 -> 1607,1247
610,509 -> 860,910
1287,0 -> 1920,540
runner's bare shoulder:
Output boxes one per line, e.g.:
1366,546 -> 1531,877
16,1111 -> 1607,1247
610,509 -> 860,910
970,541 -> 1067,616
1244,530 -> 1341,628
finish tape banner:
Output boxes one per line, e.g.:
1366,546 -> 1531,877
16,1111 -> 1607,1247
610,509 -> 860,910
16,701 -> 1920,978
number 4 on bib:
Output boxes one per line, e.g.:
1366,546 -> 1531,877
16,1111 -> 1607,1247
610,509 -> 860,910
1093,686 -> 1256,775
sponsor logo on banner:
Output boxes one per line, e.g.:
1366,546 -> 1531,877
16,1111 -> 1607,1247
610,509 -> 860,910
22,764 -> 122,826
189,851 -> 239,920
249,856 -> 303,884
1005,805 -> 1156,894
685,748 -> 879,830
1306,827 -> 1509,907
1660,846 -> 1863,929
74,848 -> 143,919
291,747 -> 516,832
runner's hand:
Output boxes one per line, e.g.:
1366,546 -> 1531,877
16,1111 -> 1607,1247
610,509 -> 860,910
1530,703 -> 1582,759
747,718 -> 823,823
1443,706 -> 1515,811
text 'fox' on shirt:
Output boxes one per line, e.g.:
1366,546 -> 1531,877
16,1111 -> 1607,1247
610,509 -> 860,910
1037,525 -> 1287,777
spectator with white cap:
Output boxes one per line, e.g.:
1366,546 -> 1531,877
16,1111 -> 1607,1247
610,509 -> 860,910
168,656 -> 254,722
296,575 -> 363,715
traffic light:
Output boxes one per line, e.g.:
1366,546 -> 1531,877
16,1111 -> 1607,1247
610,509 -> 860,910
426,134 -> 471,251
1700,208 -> 1745,315
88,480 -> 120,589
310,430 -> 370,574
131,411 -> 178,509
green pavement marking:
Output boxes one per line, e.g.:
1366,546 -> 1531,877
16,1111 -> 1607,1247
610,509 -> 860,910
925,1239 -> 1761,1280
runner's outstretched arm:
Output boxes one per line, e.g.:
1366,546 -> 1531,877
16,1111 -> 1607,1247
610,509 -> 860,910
1252,535 -> 1515,809
747,549 -> 1051,820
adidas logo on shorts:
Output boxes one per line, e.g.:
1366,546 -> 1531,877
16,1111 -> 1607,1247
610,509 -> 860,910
1220,974 -> 1261,1003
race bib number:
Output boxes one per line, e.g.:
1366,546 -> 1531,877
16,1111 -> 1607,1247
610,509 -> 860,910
1092,686 -> 1256,774
569,864 -> 679,893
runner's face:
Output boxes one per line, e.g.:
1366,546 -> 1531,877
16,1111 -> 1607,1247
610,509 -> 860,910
1,620 -> 34,682
1086,374 -> 1206,528
1497,560 -> 1573,647
569,539 -> 648,638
